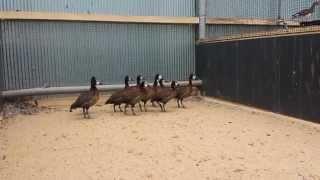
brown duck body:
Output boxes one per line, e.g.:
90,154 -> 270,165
70,76 -> 100,118
140,74 -> 162,111
176,73 -> 197,108
139,85 -> 154,111
176,86 -> 199,99
152,80 -> 178,112
122,82 -> 147,115
105,88 -> 127,111
176,86 -> 193,99
105,75 -> 134,112
70,88 -> 99,110
154,87 -> 177,104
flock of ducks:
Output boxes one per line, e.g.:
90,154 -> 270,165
70,73 -> 199,118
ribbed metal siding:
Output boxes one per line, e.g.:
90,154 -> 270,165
206,0 -> 278,18
206,0 -> 320,19
0,21 -> 195,90
0,0 -> 195,16
207,25 -> 281,39
0,22 -> 4,91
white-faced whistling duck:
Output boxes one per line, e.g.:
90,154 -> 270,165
176,73 -> 197,108
70,76 -> 100,118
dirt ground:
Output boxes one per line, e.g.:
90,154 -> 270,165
0,95 -> 320,180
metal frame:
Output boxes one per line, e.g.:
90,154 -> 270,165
0,80 -> 202,98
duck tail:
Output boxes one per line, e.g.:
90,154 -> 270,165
105,99 -> 111,104
70,103 -> 77,112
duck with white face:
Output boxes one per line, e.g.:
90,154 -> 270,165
138,74 -> 162,111
70,76 -> 101,118
122,80 -> 148,115
151,79 -> 179,112
105,75 -> 134,112
175,73 -> 199,108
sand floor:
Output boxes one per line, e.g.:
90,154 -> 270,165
0,95 -> 320,180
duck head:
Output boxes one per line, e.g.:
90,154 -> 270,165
136,75 -> 144,85
189,73 -> 197,86
189,73 -> 197,80
124,76 -> 134,88
140,81 -> 148,89
154,74 -> 162,87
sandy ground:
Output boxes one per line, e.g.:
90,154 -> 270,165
0,95 -> 320,180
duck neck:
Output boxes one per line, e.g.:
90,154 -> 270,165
90,84 -> 97,91
153,79 -> 158,87
125,79 -> 129,88
189,78 -> 193,87
137,77 -> 141,86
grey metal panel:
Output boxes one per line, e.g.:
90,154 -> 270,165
0,20 -> 195,90
207,25 -> 281,39
0,21 -> 4,91
206,0 -> 320,20
206,0 -> 278,18
0,0 -> 195,16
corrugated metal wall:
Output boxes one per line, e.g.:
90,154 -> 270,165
281,0 -> 320,20
1,21 -> 195,90
206,0 -> 320,38
1,0 -> 320,90
206,0 -> 319,19
0,0 -> 195,16
207,0 -> 278,18
207,25 -> 281,39
0,22 -> 4,91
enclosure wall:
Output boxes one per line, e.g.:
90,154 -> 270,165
197,33 -> 320,122
0,21 -> 195,90
207,0 -> 320,19
1,0 -> 319,90
206,0 -> 320,38
0,21 -> 4,91
207,25 -> 281,39
0,0 -> 195,16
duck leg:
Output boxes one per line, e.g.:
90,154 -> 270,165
34,100 -> 38,107
156,101 -> 163,111
163,103 -> 167,112
82,107 -> 86,118
85,106 -> 90,119
138,102 -> 143,112
131,105 -> 136,115
181,98 -> 186,108
177,99 -> 181,108
143,101 -> 148,112
124,104 -> 128,114
118,105 -> 123,112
